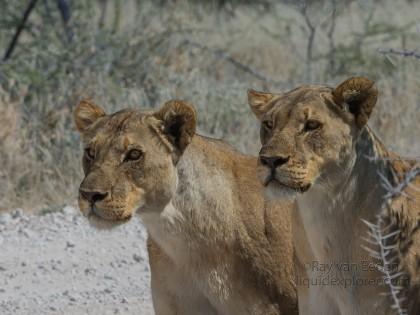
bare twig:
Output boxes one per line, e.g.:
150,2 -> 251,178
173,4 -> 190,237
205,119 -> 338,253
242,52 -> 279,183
181,39 -> 284,86
297,0 -> 316,82
362,166 -> 419,315
3,0 -> 39,61
378,48 -> 420,60
380,167 -> 420,200
354,4 -> 375,59
362,215 -> 407,315
98,0 -> 108,29
326,0 -> 337,76
56,0 -> 70,23
112,0 -> 121,34
56,0 -> 73,42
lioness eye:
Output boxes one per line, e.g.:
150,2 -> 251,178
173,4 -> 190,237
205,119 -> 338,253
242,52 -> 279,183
125,149 -> 143,161
85,148 -> 95,160
263,120 -> 273,130
304,120 -> 322,131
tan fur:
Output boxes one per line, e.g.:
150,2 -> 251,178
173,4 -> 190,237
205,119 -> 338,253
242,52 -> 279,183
73,100 -> 298,314
74,99 -> 106,132
249,77 -> 420,314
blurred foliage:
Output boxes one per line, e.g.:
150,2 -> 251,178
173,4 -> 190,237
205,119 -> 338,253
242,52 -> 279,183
0,0 -> 419,209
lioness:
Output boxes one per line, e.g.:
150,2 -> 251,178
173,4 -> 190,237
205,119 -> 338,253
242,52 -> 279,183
73,99 -> 298,314
248,77 -> 419,314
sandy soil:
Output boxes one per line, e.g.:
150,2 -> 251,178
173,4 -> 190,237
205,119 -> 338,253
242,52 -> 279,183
0,206 -> 154,315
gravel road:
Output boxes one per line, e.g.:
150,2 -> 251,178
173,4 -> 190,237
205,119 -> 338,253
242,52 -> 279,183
0,206 -> 154,315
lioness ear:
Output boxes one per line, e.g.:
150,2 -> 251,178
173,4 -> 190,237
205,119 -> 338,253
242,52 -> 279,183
154,100 -> 197,155
332,77 -> 378,128
247,89 -> 276,119
74,99 -> 106,133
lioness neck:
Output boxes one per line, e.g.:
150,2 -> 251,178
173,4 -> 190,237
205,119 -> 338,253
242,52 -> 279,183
141,135 -> 237,263
296,127 -> 397,313
298,127 -> 390,256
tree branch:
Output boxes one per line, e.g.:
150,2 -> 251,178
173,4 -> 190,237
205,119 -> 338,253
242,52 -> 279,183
326,0 -> 337,76
298,0 -> 316,82
56,0 -> 73,42
3,0 -> 39,61
378,48 -> 420,60
181,39 -> 284,86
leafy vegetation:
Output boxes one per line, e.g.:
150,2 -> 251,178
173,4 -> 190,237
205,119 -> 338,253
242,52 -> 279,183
0,0 -> 419,209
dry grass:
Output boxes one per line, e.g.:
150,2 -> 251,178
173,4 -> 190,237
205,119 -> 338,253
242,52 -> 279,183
0,0 -> 419,209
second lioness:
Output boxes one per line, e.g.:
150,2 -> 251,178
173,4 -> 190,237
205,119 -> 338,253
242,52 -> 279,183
73,100 -> 297,315
249,77 -> 419,314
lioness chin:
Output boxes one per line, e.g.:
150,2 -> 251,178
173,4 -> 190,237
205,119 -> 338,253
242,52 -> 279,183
249,77 -> 419,315
73,99 -> 298,315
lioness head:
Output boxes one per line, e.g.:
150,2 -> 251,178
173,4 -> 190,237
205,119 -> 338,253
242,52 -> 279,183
248,77 -> 378,198
73,99 -> 196,227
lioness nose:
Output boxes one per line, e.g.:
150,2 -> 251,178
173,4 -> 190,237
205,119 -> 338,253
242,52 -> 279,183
260,155 -> 290,169
79,189 -> 108,204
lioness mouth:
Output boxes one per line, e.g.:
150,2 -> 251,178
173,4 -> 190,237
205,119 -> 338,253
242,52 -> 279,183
263,172 -> 275,187
297,184 -> 311,193
264,176 -> 311,193
88,206 -> 132,222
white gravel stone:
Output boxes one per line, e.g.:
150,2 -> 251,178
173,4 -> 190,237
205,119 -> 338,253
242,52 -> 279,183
62,206 -> 77,216
11,208 -> 24,219
0,207 -> 154,315
0,212 -> 12,225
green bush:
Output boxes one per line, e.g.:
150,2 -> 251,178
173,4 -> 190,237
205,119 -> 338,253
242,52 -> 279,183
0,0 -> 419,209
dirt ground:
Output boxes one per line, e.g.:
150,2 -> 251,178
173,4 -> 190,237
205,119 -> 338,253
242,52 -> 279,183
0,206 -> 154,315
